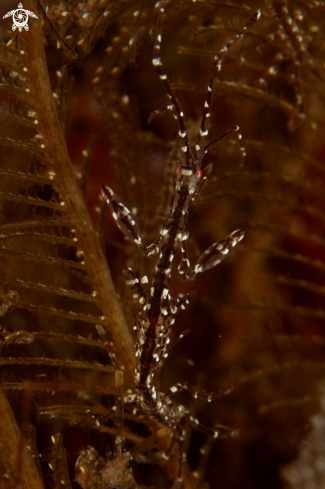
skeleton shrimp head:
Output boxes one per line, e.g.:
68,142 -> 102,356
174,162 -> 213,206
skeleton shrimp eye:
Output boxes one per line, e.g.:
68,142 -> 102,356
195,170 -> 202,179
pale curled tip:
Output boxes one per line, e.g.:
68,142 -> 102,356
233,228 -> 245,240
101,185 -> 112,201
256,9 -> 262,19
